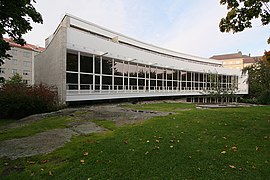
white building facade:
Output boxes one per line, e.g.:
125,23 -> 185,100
35,14 -> 248,102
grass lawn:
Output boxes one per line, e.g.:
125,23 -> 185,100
0,103 -> 270,179
0,116 -> 74,141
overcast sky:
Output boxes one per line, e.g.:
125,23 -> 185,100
22,0 -> 269,58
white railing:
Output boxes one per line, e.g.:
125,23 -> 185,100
66,83 -> 216,95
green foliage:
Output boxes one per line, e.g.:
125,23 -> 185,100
243,59 -> 270,104
0,0 -> 43,64
1,105 -> 270,179
0,83 -> 60,119
220,0 -> 270,43
5,73 -> 24,85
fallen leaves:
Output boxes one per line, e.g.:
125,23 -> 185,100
84,152 -> 89,156
229,165 -> 236,169
48,171 -> 53,176
221,151 -> 226,154
42,159 -> 48,163
80,159 -> 85,164
231,146 -> 237,152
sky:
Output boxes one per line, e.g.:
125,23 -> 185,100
21,0 -> 269,58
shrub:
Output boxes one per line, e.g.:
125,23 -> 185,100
0,83 -> 60,119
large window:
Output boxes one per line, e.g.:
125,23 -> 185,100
67,53 -> 78,72
80,54 -> 93,73
129,62 -> 137,77
114,60 -> 123,76
102,57 -> 113,75
80,74 -> 93,90
65,51 -> 236,94
95,56 -> 101,74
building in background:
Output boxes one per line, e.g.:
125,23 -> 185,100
35,14 -> 248,102
0,38 -> 44,84
210,52 -> 259,69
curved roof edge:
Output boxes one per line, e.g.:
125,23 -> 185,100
57,14 -> 222,65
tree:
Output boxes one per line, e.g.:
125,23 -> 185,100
219,0 -> 270,43
5,73 -> 24,85
243,58 -> 270,104
203,73 -> 239,103
0,0 -> 43,65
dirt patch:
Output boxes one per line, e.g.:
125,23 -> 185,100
0,104 -> 171,159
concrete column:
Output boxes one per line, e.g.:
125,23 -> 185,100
100,56 -> 102,91
155,67 -> 158,91
112,59 -> 114,91
136,63 -> 138,91
128,61 -> 130,91
78,51 -> 81,91
93,55 -> 95,91
148,66 -> 151,92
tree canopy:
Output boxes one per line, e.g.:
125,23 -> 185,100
219,0 -> 270,43
0,0 -> 43,65
243,58 -> 270,104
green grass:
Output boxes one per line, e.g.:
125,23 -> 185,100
1,104 -> 270,179
0,116 -> 74,141
0,119 -> 17,127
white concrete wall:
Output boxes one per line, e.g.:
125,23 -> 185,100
34,27 -> 67,102
69,15 -> 221,65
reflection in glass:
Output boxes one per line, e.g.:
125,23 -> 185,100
130,78 -> 137,86
167,69 -> 173,80
138,65 -> 145,78
150,80 -> 156,87
95,56 -> 101,74
102,57 -> 113,75
102,75 -> 112,85
67,73 -> 78,90
145,66 -> 149,78
157,80 -> 162,87
195,73 -> 199,81
80,74 -> 92,90
67,53 -> 78,72
150,67 -> 156,79
138,78 -> 144,86
67,73 -> 78,83
114,77 -> 123,86
167,81 -> 172,87
114,60 -> 123,76
187,72 -> 192,81
123,62 -> 128,77
80,74 -> 92,84
157,68 -> 163,79
173,70 -> 177,80
129,62 -> 137,77
80,54 -> 93,73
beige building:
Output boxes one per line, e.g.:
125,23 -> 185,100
0,38 -> 44,84
210,52 -> 257,69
